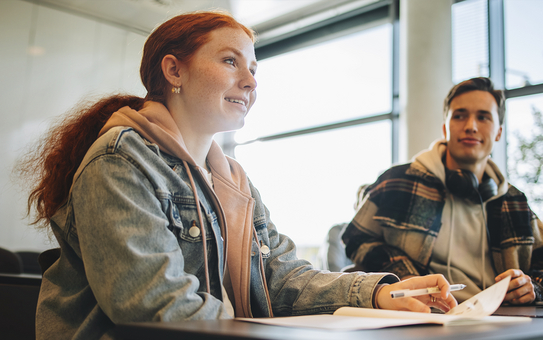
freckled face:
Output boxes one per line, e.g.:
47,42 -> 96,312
177,27 -> 257,135
442,90 -> 502,169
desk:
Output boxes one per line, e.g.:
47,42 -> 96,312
494,306 -> 543,318
116,313 -> 543,340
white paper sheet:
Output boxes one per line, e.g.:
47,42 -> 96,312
238,315 -> 434,330
237,276 -> 531,330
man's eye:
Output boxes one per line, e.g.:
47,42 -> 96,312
225,58 -> 235,65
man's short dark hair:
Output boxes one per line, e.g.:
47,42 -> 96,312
443,77 -> 505,125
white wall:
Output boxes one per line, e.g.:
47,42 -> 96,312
0,0 -> 146,252
399,0 -> 453,162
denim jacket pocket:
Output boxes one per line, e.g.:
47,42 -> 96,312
166,197 -> 219,285
166,198 -> 215,244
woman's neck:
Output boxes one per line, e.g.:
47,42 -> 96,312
183,133 -> 212,170
165,99 -> 214,170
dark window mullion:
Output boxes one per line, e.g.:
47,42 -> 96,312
391,0 -> 400,164
488,0 -> 505,89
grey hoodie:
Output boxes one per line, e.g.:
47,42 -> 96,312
414,139 -> 508,302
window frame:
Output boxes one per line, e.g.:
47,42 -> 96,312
452,0 -> 543,173
488,0 -> 543,173
224,0 -> 400,164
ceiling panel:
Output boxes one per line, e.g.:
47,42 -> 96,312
28,0 -> 325,34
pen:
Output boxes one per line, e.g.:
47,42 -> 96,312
390,284 -> 466,299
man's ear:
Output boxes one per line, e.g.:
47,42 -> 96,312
442,123 -> 448,140
161,54 -> 182,87
495,125 -> 503,142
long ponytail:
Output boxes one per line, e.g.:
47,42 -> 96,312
18,95 -> 144,229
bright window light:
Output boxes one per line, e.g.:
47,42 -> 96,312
504,0 -> 543,88
234,24 -> 393,251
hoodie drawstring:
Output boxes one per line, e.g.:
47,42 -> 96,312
252,226 -> 273,317
479,195 -> 488,290
482,217 -> 487,290
447,196 -> 455,285
183,160 -> 211,294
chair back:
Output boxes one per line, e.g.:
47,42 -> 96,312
0,247 -> 23,274
38,248 -> 61,274
16,251 -> 42,274
0,274 -> 41,340
0,247 -> 60,340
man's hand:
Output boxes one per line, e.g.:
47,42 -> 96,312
401,275 -> 417,280
376,274 -> 458,313
496,269 -> 535,305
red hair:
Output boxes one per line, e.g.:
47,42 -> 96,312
142,11 -> 255,103
19,11 -> 255,229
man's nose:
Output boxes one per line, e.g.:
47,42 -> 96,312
465,115 -> 478,132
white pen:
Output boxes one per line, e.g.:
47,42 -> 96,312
390,284 -> 466,299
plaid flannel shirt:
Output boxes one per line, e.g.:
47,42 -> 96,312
342,163 -> 543,301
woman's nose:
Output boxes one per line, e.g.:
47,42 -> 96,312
240,69 -> 257,90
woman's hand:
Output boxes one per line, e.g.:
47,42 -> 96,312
376,274 -> 458,313
496,269 -> 536,305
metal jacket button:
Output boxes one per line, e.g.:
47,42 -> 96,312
189,220 -> 200,237
260,244 -> 270,256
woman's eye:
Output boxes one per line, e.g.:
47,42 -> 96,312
225,58 -> 235,66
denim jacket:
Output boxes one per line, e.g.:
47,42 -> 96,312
36,127 -> 398,340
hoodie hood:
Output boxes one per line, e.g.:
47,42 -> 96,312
98,100 -> 264,317
413,138 -> 508,198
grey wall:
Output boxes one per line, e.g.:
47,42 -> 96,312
0,0 -> 146,251
399,0 -> 453,162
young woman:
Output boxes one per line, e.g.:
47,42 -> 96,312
21,11 -> 457,339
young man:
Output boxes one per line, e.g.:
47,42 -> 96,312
342,77 -> 543,303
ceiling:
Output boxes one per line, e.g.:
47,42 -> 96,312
28,0 -> 378,40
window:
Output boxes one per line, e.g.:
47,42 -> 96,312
503,0 -> 543,216
236,25 -> 392,143
506,94 -> 543,216
504,0 -> 543,89
452,0 -> 489,83
236,121 -> 392,247
232,3 -> 396,260
453,0 -> 543,216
